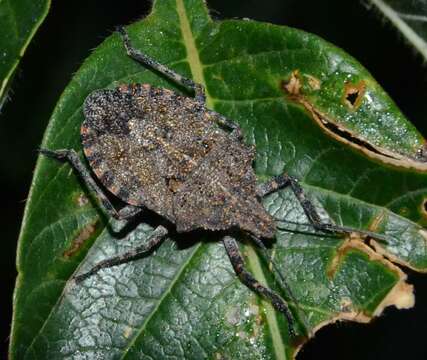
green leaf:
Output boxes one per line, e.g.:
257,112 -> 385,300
11,0 -> 427,358
0,0 -> 51,108
365,0 -> 427,62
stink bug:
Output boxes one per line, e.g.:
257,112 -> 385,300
41,26 -> 386,337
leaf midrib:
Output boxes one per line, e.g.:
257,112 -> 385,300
176,0 -> 210,102
246,245 -> 288,360
174,1 -> 289,357
177,0 -> 292,357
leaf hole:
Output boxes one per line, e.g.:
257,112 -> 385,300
345,91 -> 359,106
422,198 -> 427,217
343,80 -> 366,110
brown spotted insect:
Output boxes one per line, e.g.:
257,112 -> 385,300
41,26 -> 385,337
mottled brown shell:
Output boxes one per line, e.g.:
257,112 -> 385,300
81,84 -> 275,238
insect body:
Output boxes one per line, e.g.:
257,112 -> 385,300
82,84 -> 275,239
42,26 -> 359,337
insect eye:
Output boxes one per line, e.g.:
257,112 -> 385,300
202,140 -> 210,149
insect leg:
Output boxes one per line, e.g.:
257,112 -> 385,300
40,148 -> 142,220
256,174 -> 292,197
223,236 -> 296,337
258,174 -> 388,242
74,225 -> 168,283
206,110 -> 243,140
117,26 -> 206,104
250,235 -> 312,336
257,173 -> 323,229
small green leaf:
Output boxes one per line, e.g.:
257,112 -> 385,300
0,0 -> 51,108
11,0 -> 427,358
365,0 -> 427,62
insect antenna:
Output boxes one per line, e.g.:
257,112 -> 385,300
275,218 -> 389,244
249,235 -> 313,336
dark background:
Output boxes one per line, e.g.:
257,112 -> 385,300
1,0 -> 426,358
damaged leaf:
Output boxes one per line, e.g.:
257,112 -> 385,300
281,68 -> 427,169
62,217 -> 100,259
11,0 -> 427,359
